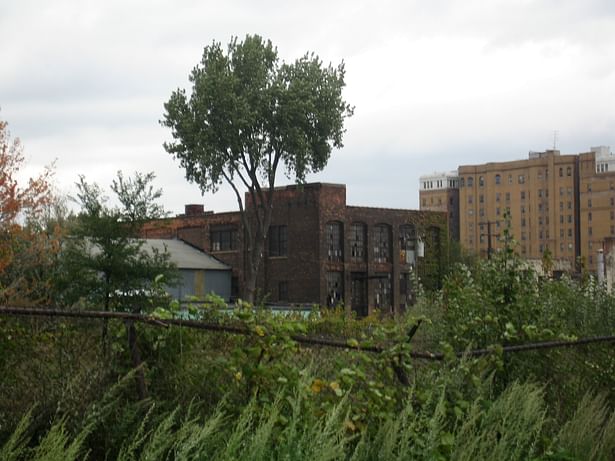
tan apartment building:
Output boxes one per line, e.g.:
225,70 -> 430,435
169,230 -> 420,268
421,146 -> 615,276
578,146 -> 615,273
419,171 -> 460,241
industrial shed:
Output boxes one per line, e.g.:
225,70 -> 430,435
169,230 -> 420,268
144,239 -> 232,301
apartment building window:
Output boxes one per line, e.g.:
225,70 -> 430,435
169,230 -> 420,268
496,192 -> 500,202
611,197 -> 615,206
568,229 -> 572,238
479,194 -> 484,203
538,203 -> 543,212
560,201 -> 563,211
538,170 -> 543,180
479,176 -> 484,187
518,175 -> 525,184
539,244 -> 544,253
588,199 -> 592,208
495,174 -> 501,185
588,212 -> 592,222
587,184 -> 592,192
508,174 -> 513,184
567,167 -> 571,176
520,191 -> 526,200
589,241 -> 593,250
568,243 -> 573,251
538,189 -> 543,198
521,205 -> 526,213
480,208 -> 485,217
467,177 -> 474,186
559,167 -> 563,177
326,221 -> 344,262
611,225 -> 615,235
268,225 -> 288,257
539,216 -> 543,225
505,192 -> 510,201
560,243 -> 564,252
521,232 -> 526,241
496,207 -> 500,216
560,215 -> 564,224
211,226 -> 238,251
422,199 -> 426,207
539,230 -> 543,240
468,209 -> 474,215
567,201 -> 572,210
611,210 -> 614,220
589,227 -> 592,236
559,187 -> 563,196
560,229 -> 564,238
567,215 -> 572,223
350,223 -> 366,262
521,218 -> 526,227
326,272 -> 343,307
460,178 -> 465,187
373,224 -> 391,263
567,187 -> 572,196
468,195 -> 473,204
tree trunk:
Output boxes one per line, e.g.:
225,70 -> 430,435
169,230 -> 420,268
126,321 -> 148,400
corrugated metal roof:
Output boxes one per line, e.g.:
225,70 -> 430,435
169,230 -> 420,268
143,239 -> 231,271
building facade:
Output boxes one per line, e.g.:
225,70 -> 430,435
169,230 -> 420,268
420,146 -> 615,276
143,183 -> 448,316
419,171 -> 460,241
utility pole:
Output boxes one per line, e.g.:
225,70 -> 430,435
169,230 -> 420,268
479,221 -> 499,260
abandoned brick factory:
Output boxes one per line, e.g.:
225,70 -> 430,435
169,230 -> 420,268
142,183 -> 448,316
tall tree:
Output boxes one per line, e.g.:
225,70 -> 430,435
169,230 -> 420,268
0,116 -> 56,304
59,172 -> 177,399
162,35 -> 353,303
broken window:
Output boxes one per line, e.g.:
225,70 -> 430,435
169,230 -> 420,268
399,272 -> 414,310
373,273 -> 391,311
326,271 -> 343,307
399,224 -> 417,265
210,226 -> 237,251
350,222 -> 366,262
268,225 -> 288,257
326,221 -> 343,262
373,224 -> 391,263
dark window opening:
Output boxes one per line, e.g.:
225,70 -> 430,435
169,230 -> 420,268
399,224 -> 417,265
278,281 -> 288,301
373,273 -> 391,311
269,225 -> 288,256
326,271 -> 343,307
351,273 -> 368,317
211,227 -> 237,251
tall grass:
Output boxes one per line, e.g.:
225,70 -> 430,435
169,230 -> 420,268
3,380 -> 613,460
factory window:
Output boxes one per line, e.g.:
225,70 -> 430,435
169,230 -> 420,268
399,224 -> 417,265
326,221 -> 344,262
350,222 -> 366,262
373,273 -> 392,311
326,272 -> 343,307
268,225 -> 288,257
373,224 -> 391,263
210,226 -> 238,251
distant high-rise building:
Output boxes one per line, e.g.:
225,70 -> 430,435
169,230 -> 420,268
421,146 -> 615,276
419,171 -> 460,241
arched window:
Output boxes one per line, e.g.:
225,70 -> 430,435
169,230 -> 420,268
373,224 -> 391,263
326,221 -> 343,261
350,222 -> 366,262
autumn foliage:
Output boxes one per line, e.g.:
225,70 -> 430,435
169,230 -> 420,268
0,117 -> 56,304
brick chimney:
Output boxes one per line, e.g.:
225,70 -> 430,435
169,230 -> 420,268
184,204 -> 205,216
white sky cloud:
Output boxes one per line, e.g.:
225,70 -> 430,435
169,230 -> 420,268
1,0 -> 614,212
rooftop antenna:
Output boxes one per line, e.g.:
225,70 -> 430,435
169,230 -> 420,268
552,130 -> 559,150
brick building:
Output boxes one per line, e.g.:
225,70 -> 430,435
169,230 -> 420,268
143,183 -> 448,316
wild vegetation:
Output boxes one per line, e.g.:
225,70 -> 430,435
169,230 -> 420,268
1,240 -> 615,459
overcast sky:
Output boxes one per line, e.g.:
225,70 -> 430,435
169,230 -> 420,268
2,0 -> 615,214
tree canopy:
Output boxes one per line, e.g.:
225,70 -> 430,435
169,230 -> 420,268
162,35 -> 353,301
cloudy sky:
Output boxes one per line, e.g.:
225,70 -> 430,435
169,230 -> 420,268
2,0 -> 615,214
